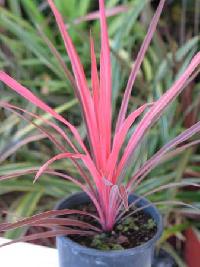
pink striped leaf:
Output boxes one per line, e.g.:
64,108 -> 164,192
0,103 -> 95,192
0,165 -> 95,209
49,171 -> 104,224
48,0 -> 100,165
34,152 -> 102,188
116,52 -> 200,178
37,26 -> 77,90
128,121 -> 200,190
89,32 -> 103,168
0,167 -> 103,222
90,32 -> 100,125
0,103 -> 66,153
68,4 -> 129,27
0,101 -> 75,149
0,72 -> 87,154
0,133 -> 46,163
98,0 -> 112,163
0,102 -> 95,191
157,140 -> 200,163
107,185 -> 120,228
116,0 -> 165,131
106,103 -> 153,181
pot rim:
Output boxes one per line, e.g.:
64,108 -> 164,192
56,191 -> 163,256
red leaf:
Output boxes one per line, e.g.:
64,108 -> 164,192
24,218 -> 101,232
0,209 -> 99,232
0,229 -> 95,248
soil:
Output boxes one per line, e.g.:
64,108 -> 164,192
64,202 -> 157,251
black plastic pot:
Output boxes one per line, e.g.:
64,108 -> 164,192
56,192 -> 163,267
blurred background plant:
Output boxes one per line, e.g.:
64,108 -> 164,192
0,0 -> 199,264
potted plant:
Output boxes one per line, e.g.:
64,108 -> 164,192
0,0 -> 200,266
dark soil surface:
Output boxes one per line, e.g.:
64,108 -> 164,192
65,202 -> 157,251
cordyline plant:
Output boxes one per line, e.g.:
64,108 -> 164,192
0,0 -> 200,246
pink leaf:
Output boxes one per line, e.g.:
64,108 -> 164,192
34,152 -> 102,189
0,72 -> 87,154
128,121 -> 200,190
48,0 -> 101,165
0,101 -> 74,149
90,32 -> 100,125
34,152 -> 85,183
107,185 -> 120,229
116,52 -> 200,178
116,0 -> 165,131
0,102 -> 66,153
106,103 -> 152,181
37,26 -> 77,90
0,102 -> 99,195
68,4 -> 129,27
98,0 -> 112,164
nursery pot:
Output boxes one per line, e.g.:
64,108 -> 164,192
56,192 -> 163,267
